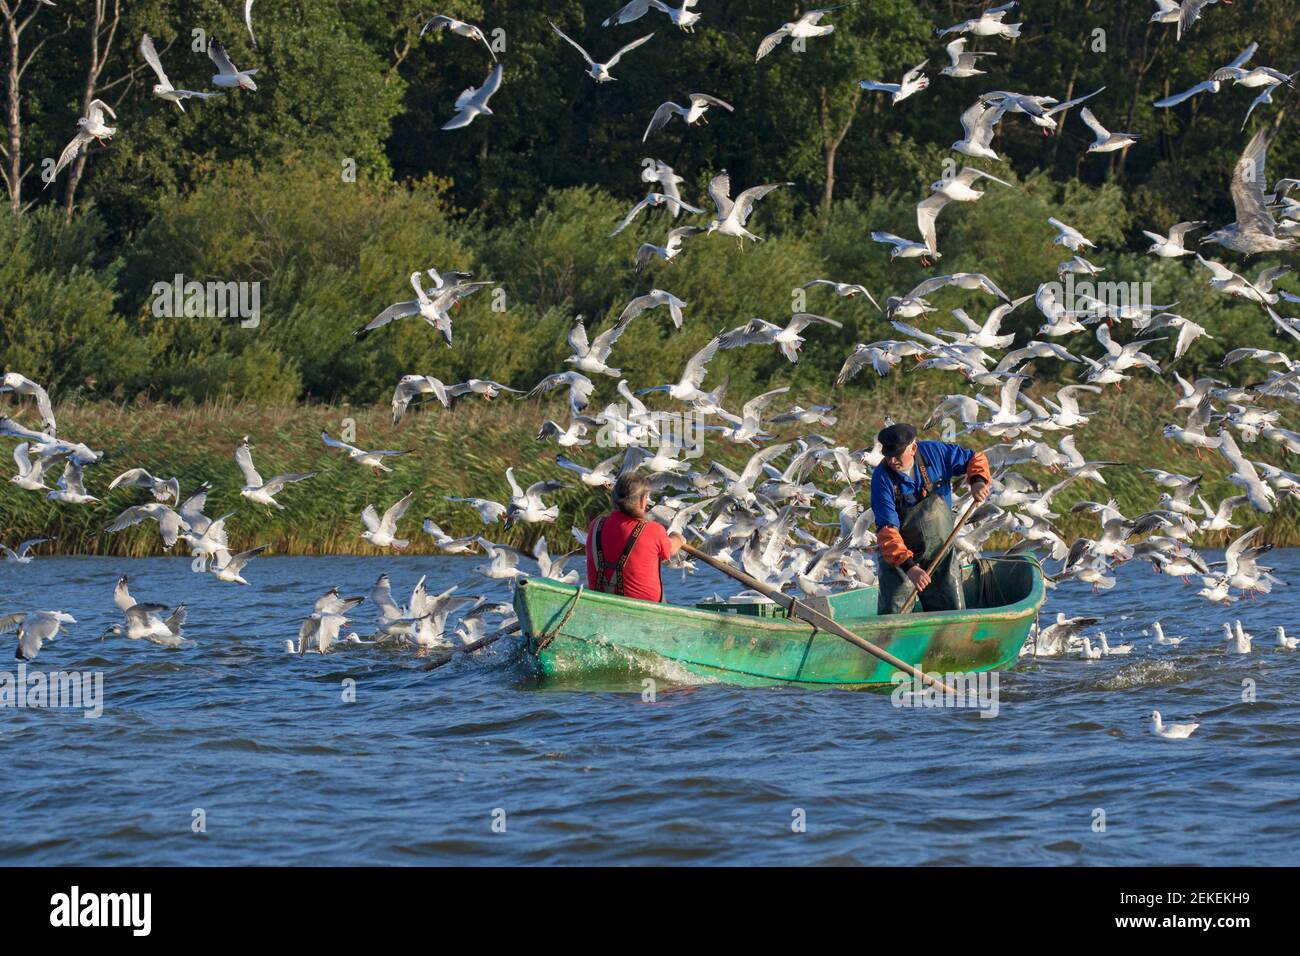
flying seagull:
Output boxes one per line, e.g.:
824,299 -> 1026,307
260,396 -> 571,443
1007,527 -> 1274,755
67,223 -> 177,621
140,34 -> 224,111
321,431 -> 409,474
603,0 -> 702,32
704,170 -> 790,242
441,63 -> 503,130
1079,106 -> 1138,153
235,436 -> 315,509
755,7 -> 841,62
421,14 -> 497,60
859,61 -> 931,105
550,22 -> 653,82
46,99 -> 115,188
1201,130 -> 1298,255
938,1 -> 1023,39
207,37 -> 258,90
941,38 -> 996,78
361,491 -> 416,549
643,93 -> 733,141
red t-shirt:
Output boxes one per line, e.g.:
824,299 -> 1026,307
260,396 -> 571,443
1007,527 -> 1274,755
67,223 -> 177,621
586,512 -> 673,602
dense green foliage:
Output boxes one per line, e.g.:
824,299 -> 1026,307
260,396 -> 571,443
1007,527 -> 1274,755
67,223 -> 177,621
2,0 -> 1299,405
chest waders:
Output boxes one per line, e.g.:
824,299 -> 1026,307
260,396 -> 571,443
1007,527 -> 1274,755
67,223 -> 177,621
877,455 -> 965,615
592,516 -> 664,602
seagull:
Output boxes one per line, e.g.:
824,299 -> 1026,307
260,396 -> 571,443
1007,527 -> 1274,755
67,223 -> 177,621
799,279 -> 882,312
361,491 -> 415,549
610,192 -> 704,236
941,38 -> 996,78
704,171 -> 790,242
1150,0 -> 1181,25
297,595 -> 364,655
1177,0 -> 1231,41
938,1 -> 1023,39
1,611 -> 76,661
321,431 -> 408,474
981,87 -> 1107,134
446,495 -> 508,524
441,63 -> 503,130
104,502 -> 190,549
421,14 -> 497,59
871,230 -> 939,265
643,94 -> 733,141
46,99 -> 115,188
474,537 -> 529,582
107,468 -> 180,504
637,335 -> 722,402
103,595 -> 187,646
566,315 -> 629,377
555,451 -> 623,488
635,224 -> 706,272
1151,622 -> 1185,645
638,157 -> 690,209
1163,397 -> 1222,452
718,313 -> 843,363
140,33 -> 224,111
1151,710 -> 1199,739
1079,107 -> 1138,153
1143,220 -> 1205,257
504,467 -> 563,526
422,518 -> 480,553
951,100 -> 1003,160
1030,611 -> 1101,655
604,0 -> 702,32
1098,633 -> 1133,655
755,7 -> 841,61
355,270 -> 492,342
859,61 -> 931,105
550,22 -> 653,82
47,458 -> 98,505
1048,217 -> 1095,251
235,436 -> 315,509
1217,427 -> 1275,512
1223,620 -> 1251,654
1201,131 -> 1298,256
615,288 -> 688,329
1278,626 -> 1299,650
0,538 -> 49,563
209,545 -> 268,585
0,373 -> 56,434
207,37 -> 258,91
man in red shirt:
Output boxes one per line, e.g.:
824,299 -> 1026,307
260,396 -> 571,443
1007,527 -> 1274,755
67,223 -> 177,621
586,473 -> 685,602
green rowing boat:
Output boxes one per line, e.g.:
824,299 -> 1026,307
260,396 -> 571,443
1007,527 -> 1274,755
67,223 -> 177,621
514,555 -> 1046,688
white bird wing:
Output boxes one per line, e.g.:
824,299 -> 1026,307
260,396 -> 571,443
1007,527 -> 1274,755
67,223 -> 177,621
680,335 -> 722,390
643,101 -> 682,141
1226,41 -> 1259,72
245,0 -> 258,47
234,442 -> 262,486
550,22 -> 595,66
605,32 -> 654,68
1154,80 -> 1218,107
140,33 -> 171,86
756,24 -> 792,61
1231,131 -> 1277,238
321,431 -> 361,455
915,193 -> 950,254
707,171 -> 734,218
207,38 -> 239,76
731,182 -> 788,225
1079,106 -> 1109,138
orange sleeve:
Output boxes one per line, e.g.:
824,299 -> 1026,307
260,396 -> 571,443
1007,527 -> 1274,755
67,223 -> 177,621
965,451 -> 991,487
878,526 -> 914,568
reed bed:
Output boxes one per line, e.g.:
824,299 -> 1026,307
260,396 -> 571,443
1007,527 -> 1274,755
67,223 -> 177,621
2,378 -> 1297,557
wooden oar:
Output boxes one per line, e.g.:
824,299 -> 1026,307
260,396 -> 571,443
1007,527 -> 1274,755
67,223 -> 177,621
899,498 -> 980,615
680,542 -> 956,695
422,622 -> 521,672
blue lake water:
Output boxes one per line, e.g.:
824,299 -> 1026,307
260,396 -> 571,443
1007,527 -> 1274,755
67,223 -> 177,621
2,551 -> 1298,865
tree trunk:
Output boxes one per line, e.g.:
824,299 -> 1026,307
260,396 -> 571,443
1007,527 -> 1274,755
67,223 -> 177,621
3,7 -> 20,216
62,0 -> 120,222
817,84 -> 861,228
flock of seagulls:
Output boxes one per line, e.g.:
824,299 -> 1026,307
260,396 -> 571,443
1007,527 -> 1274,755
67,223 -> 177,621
4,3 -> 1297,740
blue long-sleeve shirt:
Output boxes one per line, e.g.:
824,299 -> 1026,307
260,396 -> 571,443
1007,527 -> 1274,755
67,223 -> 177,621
871,440 -> 975,531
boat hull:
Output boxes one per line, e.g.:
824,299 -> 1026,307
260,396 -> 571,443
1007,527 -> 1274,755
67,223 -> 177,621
514,557 -> 1045,688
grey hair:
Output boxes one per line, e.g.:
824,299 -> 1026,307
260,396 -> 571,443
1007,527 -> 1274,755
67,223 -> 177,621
613,473 -> 652,515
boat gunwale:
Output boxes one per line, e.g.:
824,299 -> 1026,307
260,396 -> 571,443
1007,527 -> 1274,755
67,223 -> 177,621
517,556 -> 1046,637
